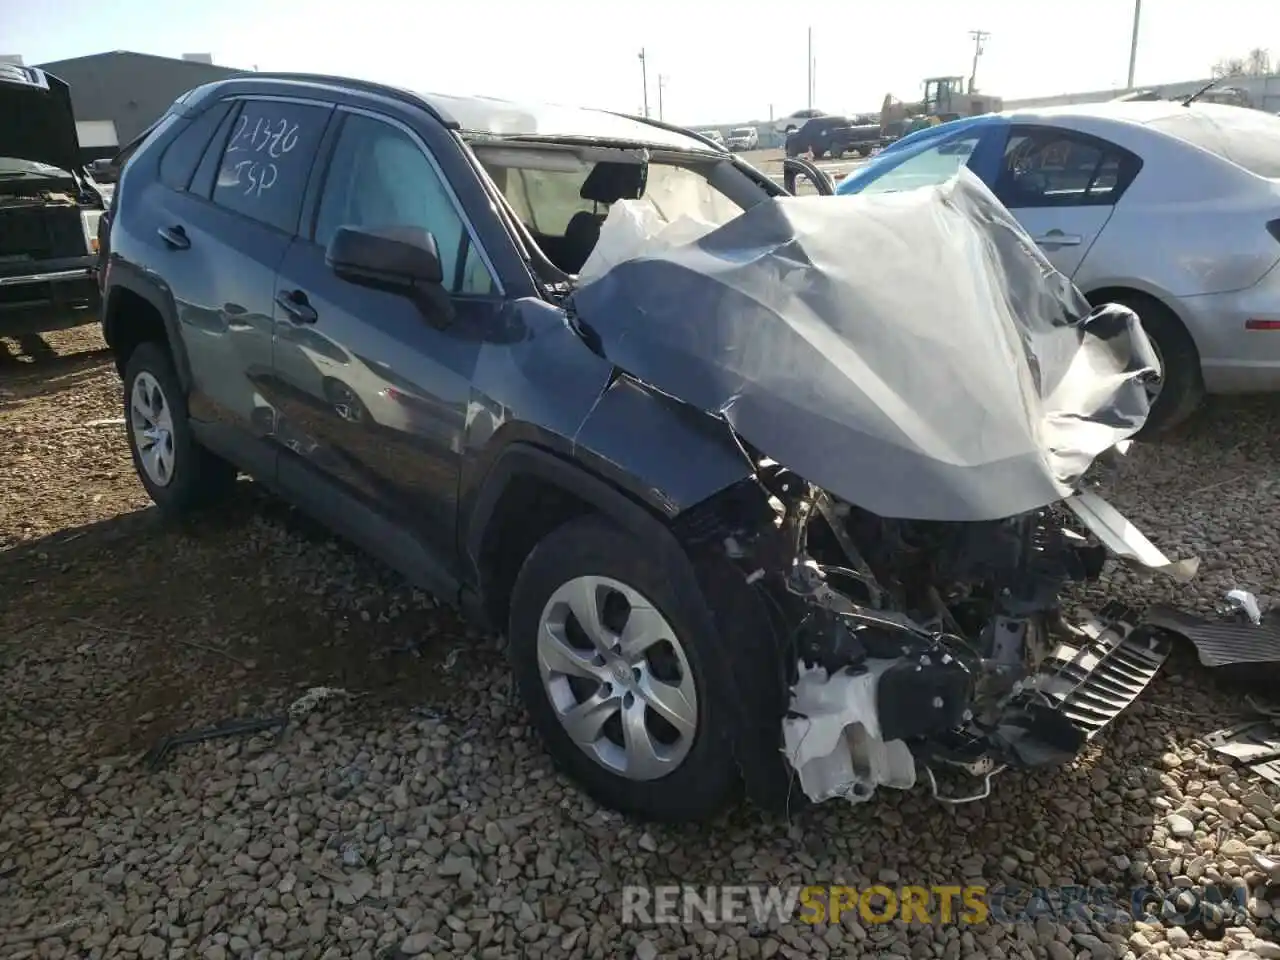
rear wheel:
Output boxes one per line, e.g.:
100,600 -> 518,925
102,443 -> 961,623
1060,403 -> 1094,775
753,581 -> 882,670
1102,295 -> 1204,436
123,341 -> 238,514
507,515 -> 740,822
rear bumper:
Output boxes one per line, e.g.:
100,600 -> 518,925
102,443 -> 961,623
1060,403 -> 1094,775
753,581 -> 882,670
1179,269 -> 1280,394
0,257 -> 100,330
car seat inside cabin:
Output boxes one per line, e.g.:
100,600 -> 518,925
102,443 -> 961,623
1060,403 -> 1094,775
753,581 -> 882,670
472,143 -> 751,275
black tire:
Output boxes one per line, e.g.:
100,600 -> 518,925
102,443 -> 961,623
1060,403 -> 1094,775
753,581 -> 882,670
122,341 -> 238,514
1105,295 -> 1204,436
830,146 -> 845,160
857,145 -> 872,158
812,147 -> 827,160
507,514 -> 740,823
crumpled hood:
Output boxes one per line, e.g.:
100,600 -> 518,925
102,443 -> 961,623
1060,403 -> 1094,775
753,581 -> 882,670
0,64 -> 82,173
568,168 -> 1160,522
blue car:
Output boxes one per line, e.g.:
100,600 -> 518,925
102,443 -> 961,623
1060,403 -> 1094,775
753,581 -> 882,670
835,116 -> 1009,197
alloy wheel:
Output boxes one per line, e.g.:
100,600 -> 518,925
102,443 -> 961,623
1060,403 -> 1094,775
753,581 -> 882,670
129,371 -> 176,487
536,575 -> 698,781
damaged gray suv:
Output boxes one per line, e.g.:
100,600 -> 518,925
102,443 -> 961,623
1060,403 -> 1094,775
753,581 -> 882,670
101,73 -> 1266,823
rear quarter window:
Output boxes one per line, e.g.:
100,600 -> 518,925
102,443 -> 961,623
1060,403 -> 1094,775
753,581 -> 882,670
1149,107 -> 1280,178
159,100 -> 234,190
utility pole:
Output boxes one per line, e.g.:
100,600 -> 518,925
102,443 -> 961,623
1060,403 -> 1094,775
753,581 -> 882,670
638,48 -> 649,118
807,27 -> 813,110
968,30 -> 990,94
1126,0 -> 1142,89
658,74 -> 667,120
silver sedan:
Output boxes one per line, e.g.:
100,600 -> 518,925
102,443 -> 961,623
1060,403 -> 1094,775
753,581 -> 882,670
836,101 -> 1280,432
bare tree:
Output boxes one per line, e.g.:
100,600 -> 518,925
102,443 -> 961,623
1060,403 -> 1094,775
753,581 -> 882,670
1211,56 -> 1247,78
1246,48 -> 1272,76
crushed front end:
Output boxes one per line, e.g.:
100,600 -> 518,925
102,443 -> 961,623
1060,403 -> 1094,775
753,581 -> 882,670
688,462 -> 1191,806
565,169 -> 1221,806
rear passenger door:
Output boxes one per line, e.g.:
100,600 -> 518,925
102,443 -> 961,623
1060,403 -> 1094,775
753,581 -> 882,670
266,107 -> 503,592
992,125 -> 1141,278
158,95 -> 333,475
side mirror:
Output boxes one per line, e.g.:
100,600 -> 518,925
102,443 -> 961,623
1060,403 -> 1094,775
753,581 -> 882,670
782,157 -> 836,196
326,225 -> 444,289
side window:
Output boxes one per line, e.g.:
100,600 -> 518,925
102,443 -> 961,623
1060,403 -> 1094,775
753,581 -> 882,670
209,100 -> 331,234
994,128 -> 1139,208
158,100 -> 233,191
859,133 -> 982,195
314,113 -> 494,295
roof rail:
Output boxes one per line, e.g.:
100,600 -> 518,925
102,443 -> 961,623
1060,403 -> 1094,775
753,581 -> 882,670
210,72 -> 456,126
605,110 -> 723,151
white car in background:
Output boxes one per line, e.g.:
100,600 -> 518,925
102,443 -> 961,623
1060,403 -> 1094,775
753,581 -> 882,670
836,101 -> 1280,432
775,108 -> 826,136
697,129 -> 726,147
725,126 -> 759,151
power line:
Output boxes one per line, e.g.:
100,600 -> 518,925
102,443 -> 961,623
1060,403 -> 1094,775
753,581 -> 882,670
968,30 -> 990,94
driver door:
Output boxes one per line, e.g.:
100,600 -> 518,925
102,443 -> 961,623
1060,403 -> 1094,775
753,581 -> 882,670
266,108 -> 501,588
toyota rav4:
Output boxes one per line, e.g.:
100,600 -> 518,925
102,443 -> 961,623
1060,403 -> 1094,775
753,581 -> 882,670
100,72 -> 1272,823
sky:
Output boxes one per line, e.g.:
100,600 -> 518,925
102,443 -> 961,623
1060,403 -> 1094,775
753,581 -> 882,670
3,0 -> 1279,124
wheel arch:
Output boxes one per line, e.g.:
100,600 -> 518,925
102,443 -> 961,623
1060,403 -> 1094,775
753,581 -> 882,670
465,442 -> 793,813
1081,283 -> 1201,357
102,268 -> 192,390
462,442 -> 694,635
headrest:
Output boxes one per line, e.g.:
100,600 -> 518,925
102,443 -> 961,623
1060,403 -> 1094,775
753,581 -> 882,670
579,161 -> 647,204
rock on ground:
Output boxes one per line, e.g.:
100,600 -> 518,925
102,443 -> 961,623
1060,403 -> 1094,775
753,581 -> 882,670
2,325 -> 1280,957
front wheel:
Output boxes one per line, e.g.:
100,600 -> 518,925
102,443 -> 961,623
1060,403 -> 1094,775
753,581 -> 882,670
507,515 -> 740,822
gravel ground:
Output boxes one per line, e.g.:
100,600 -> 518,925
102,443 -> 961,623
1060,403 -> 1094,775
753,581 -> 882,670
2,324 -> 1280,960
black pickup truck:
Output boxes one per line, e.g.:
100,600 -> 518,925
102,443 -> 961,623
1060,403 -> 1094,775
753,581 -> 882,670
784,114 -> 882,160
0,64 -> 107,335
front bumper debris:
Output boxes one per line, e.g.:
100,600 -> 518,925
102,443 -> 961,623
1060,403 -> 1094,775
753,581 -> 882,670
1143,603 -> 1280,668
766,482 -> 1278,808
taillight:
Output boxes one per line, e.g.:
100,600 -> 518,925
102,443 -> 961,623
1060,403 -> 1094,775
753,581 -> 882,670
1268,219 -> 1280,243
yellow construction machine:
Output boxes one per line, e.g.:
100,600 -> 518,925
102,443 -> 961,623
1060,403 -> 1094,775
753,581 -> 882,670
881,76 -> 1003,140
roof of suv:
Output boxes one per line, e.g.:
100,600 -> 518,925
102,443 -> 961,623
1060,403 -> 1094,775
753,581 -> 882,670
183,73 -> 719,153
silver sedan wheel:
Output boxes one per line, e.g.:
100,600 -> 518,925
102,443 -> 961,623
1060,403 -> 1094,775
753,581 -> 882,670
537,575 -> 698,781
1145,335 -> 1165,403
129,371 -> 176,487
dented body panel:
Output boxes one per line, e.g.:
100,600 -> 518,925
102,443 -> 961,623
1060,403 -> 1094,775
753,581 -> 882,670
571,170 -> 1160,523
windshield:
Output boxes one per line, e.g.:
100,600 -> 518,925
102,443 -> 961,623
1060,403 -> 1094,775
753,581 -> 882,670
474,144 -> 748,274
1148,106 -> 1280,179
0,157 -> 73,179
730,128 -> 754,137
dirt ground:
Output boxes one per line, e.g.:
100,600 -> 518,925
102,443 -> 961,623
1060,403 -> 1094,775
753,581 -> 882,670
3,323 -> 1280,959
0,325 -> 483,787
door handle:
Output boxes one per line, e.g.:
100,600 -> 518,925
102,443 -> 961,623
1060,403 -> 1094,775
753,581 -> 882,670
157,224 -> 190,250
275,289 -> 318,324
1033,230 -> 1083,247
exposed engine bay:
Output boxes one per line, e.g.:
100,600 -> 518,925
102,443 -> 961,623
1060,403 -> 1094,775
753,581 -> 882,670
694,457 -> 1188,806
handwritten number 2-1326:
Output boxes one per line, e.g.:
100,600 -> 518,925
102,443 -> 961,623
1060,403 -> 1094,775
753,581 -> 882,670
226,115 -> 299,158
